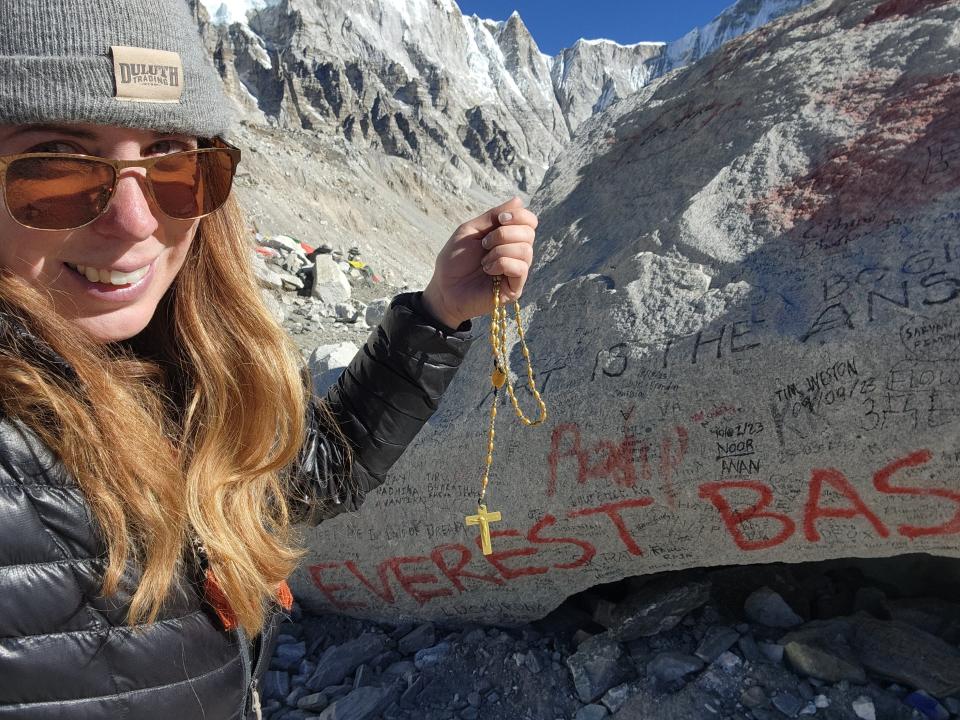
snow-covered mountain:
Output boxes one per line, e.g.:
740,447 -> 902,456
196,0 -> 568,197
184,0 -> 816,285
550,38 -> 665,135
195,0 -> 814,197
655,0 -> 813,75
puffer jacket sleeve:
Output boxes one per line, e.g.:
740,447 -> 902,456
289,290 -> 475,524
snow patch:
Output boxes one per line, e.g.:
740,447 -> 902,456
576,37 -> 666,48
663,0 -> 813,70
199,0 -> 276,27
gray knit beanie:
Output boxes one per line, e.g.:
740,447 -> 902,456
0,0 -> 234,138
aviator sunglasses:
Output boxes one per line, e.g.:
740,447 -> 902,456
0,136 -> 241,231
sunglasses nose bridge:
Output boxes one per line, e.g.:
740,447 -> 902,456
114,162 -> 161,205
95,167 -> 161,235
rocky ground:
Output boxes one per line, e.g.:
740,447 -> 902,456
251,226 -> 425,369
229,120 -> 506,295
259,555 -> 960,720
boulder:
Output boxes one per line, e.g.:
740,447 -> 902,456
284,251 -> 306,274
887,598 -> 960,644
305,633 -> 388,691
565,632 -> 634,703
312,255 -> 351,304
851,696 -> 876,720
697,626 -> 741,664
744,587 -> 803,628
574,705 -> 608,720
365,297 -> 392,327
903,692 -> 949,720
297,692 -> 329,711
278,271 -> 304,290
781,619 -> 867,684
600,679 -> 644,713
413,642 -> 451,670
397,623 -> 436,655
851,617 -> 960,698
289,0 -> 960,624
308,342 -> 359,395
316,684 -> 398,720
335,302 -> 361,323
771,690 -> 806,718
252,258 -> 283,290
646,651 -> 704,690
606,579 -> 711,641
262,233 -> 307,257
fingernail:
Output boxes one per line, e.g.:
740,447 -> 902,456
481,236 -> 490,249
498,212 -> 512,223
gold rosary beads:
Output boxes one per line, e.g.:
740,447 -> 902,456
465,275 -> 547,555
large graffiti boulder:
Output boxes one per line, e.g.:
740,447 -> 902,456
290,0 -> 960,624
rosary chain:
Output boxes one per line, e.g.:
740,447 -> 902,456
478,275 -> 547,505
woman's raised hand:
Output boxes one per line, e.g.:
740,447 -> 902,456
421,196 -> 538,329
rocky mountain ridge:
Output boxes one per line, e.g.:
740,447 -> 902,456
186,0 -> 815,293
198,0 -> 814,192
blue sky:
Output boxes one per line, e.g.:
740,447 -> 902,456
455,1 -> 736,55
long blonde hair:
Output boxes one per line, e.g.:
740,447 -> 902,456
0,194 -> 344,635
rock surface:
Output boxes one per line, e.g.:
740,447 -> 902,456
852,617 -> 960,698
566,633 -> 633,703
308,342 -> 360,395
745,587 -> 804,628
606,579 -> 712,641
290,0 -> 960,624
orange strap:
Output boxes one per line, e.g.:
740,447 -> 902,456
204,570 -> 294,631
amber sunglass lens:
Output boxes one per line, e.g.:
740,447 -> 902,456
5,157 -> 114,230
149,150 -> 235,219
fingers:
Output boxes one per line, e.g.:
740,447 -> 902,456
479,215 -> 535,302
482,240 -> 534,270
496,205 -> 538,231
457,195 -> 537,239
481,223 -> 535,250
483,257 -> 529,299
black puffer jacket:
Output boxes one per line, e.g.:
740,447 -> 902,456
0,291 -> 473,719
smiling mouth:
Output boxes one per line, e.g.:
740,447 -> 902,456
64,262 -> 151,286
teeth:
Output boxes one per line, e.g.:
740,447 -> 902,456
68,262 -> 149,286
110,268 -> 147,284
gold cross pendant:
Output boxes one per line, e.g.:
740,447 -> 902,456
465,503 -> 502,555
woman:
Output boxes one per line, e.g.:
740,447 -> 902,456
0,1 -> 537,717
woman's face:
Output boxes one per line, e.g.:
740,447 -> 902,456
0,123 -> 202,343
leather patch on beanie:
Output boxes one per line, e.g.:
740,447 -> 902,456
110,46 -> 183,103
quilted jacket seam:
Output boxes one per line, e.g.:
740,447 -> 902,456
335,384 -> 410,452
354,342 -> 425,397
0,481 -> 80,488
357,350 -> 453,404
386,345 -> 462,371
0,557 -> 102,571
0,653 -> 241,708
17,483 -> 112,637
18,483 -> 71,561
0,609 -> 206,643
340,362 -> 422,422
